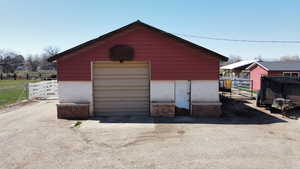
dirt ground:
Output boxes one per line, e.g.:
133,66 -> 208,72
0,98 -> 300,169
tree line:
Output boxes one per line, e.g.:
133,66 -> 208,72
223,55 -> 300,65
0,46 -> 59,73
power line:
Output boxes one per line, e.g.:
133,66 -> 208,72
175,33 -> 300,44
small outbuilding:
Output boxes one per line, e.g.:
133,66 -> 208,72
247,61 -> 300,91
221,60 -> 258,79
48,20 -> 228,118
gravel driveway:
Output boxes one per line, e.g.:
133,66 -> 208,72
0,100 -> 300,169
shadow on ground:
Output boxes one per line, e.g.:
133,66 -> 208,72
266,106 -> 300,120
220,96 -> 286,124
89,96 -> 287,125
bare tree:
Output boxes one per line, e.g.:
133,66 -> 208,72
221,55 -> 242,66
38,46 -> 60,70
0,46 -> 60,73
0,49 -> 25,73
26,54 -> 40,71
43,46 -> 60,57
279,55 -> 300,62
254,56 -> 264,61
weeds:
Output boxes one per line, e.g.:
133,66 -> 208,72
74,121 -> 82,127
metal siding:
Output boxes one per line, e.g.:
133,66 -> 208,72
256,61 -> 300,71
268,71 -> 300,76
58,26 -> 219,81
93,61 -> 150,116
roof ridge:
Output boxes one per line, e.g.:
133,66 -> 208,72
48,21 -> 228,62
247,60 -> 300,71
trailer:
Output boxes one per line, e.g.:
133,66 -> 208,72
256,76 -> 300,113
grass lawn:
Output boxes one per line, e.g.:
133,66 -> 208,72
0,80 -> 40,88
238,87 -> 257,94
0,80 -> 40,106
0,88 -> 27,106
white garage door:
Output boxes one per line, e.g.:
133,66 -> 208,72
93,61 -> 150,116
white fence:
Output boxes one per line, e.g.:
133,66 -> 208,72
220,77 -> 255,98
233,79 -> 252,89
220,77 -> 252,89
28,80 -> 58,100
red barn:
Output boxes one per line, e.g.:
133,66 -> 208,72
247,61 -> 300,91
48,20 -> 228,118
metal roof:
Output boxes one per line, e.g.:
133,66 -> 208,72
247,61 -> 300,71
220,59 -> 258,70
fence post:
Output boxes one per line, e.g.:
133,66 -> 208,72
238,80 -> 240,95
26,83 -> 29,100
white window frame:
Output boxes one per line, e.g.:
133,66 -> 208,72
282,72 -> 300,77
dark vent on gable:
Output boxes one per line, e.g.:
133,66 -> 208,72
109,45 -> 134,61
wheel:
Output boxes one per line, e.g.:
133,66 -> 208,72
256,98 -> 261,107
269,106 -> 276,113
256,90 -> 262,107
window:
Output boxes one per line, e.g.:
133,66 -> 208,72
283,72 -> 300,77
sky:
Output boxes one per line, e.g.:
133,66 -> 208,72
0,0 -> 300,60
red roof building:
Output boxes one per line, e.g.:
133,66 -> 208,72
247,61 -> 300,91
49,21 -> 228,117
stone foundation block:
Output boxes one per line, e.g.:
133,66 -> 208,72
57,103 -> 89,119
151,103 -> 175,117
191,103 -> 222,117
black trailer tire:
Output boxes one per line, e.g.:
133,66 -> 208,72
256,90 -> 262,107
269,107 -> 278,114
256,99 -> 261,107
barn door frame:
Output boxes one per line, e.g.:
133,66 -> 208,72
174,80 -> 191,115
91,61 -> 151,116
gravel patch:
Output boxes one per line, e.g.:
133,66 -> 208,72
0,100 -> 299,169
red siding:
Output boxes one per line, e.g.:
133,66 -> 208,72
268,71 -> 300,76
250,65 -> 268,91
58,25 -> 220,81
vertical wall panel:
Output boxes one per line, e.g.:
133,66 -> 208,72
175,80 -> 191,109
150,81 -> 175,103
58,81 -> 93,115
191,80 -> 219,102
